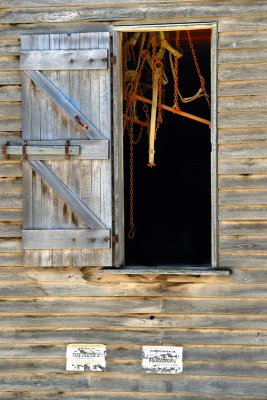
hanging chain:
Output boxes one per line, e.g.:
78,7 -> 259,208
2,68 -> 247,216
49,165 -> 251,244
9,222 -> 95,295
173,31 -> 180,113
187,30 -> 210,108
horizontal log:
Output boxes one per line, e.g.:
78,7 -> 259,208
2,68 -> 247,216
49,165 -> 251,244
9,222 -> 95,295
219,220 -> 267,235
0,372 -> 267,395
0,192 -> 23,208
0,392 -> 246,400
218,158 -> 267,175
219,254 -> 267,268
0,238 -> 21,252
1,358 -> 267,378
219,205 -> 267,220
0,177 -> 22,191
0,40 -> 19,55
4,281 -> 267,298
219,189 -> 267,205
0,118 -> 21,131
0,86 -> 21,101
219,31 -> 267,50
3,313 -> 267,329
0,297 -> 161,313
0,222 -> 22,237
219,143 -> 267,159
219,63 -> 267,82
218,127 -> 267,143
218,15 -> 267,31
21,49 -> 108,70
0,22 -> 112,39
0,209 -> 22,221
219,174 -> 267,188
0,253 -> 22,266
2,298 -> 267,315
0,103 -> 20,117
219,80 -> 267,96
219,48 -> 267,64
0,55 -> 19,70
220,235 -> 267,252
0,3 -> 266,24
218,95 -> 267,112
2,343 -> 267,363
0,161 -> 22,177
218,111 -> 267,128
0,71 -> 20,84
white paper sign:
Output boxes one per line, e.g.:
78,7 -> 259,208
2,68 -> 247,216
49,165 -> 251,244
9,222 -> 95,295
142,346 -> 183,374
66,344 -> 106,372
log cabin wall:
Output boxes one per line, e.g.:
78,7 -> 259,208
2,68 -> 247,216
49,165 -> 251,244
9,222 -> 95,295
0,0 -> 267,398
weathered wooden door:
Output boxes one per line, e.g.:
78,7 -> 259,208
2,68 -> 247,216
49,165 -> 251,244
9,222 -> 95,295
20,33 -> 112,267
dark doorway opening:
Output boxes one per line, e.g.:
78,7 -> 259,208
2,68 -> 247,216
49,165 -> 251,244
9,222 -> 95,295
123,29 -> 211,266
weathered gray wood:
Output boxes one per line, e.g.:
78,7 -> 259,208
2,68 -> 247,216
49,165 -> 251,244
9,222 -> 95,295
218,15 -> 267,31
21,139 -> 109,160
21,49 -> 108,70
0,238 -> 21,252
0,85 -> 21,101
219,63 -> 267,81
5,281 -> 267,298
218,127 -> 267,143
0,102 -> 20,117
2,3 -> 267,23
219,80 -> 267,96
220,235 -> 267,252
0,72 -> 20,84
219,95 -> 267,112
219,48 -> 267,64
4,313 -> 267,330
219,158 -> 267,175
5,145 -> 80,157
219,189 -> 267,205
0,161 -> 22,177
219,143 -> 267,158
219,31 -> 267,50
0,40 -> 19,55
219,174 -> 267,188
28,160 -> 105,229
0,177 -> 21,191
0,118 -> 21,131
23,229 -> 110,249
0,210 -> 22,221
219,253 -> 267,268
102,266 -> 230,275
24,70 -> 105,140
0,55 -> 19,70
29,161 -> 105,229
219,221 -> 267,235
0,221 -> 22,237
0,192 -> 22,208
0,298 -> 161,313
0,253 -> 22,266
219,205 -> 267,220
1,372 -> 267,395
219,111 -> 267,128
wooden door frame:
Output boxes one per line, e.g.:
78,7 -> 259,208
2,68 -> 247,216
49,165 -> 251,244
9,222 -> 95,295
112,22 -> 218,268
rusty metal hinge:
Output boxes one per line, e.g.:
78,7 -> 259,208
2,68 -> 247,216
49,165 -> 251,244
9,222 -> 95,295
2,141 -> 10,160
110,55 -> 116,65
112,235 -> 119,243
22,140 -> 27,160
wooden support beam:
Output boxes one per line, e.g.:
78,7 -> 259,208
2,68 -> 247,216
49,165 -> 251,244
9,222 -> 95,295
4,145 -> 80,157
131,93 -> 211,127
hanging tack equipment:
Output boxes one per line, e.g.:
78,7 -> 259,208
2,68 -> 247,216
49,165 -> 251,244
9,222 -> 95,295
123,30 -> 210,238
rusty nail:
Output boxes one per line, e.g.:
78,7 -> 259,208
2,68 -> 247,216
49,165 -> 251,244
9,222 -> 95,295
91,238 -> 96,243
69,59 -> 75,63
104,237 -> 110,241
102,57 -> 108,62
89,58 -> 94,63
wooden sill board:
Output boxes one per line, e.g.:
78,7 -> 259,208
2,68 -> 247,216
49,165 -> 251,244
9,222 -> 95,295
101,265 -> 231,275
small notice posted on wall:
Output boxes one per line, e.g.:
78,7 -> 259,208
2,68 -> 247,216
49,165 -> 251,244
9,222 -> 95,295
66,344 -> 106,372
142,346 -> 183,374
